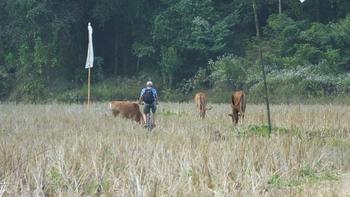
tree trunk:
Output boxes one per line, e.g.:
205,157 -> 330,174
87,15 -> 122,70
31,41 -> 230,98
315,0 -> 320,22
252,0 -> 260,38
169,73 -> 173,89
122,49 -> 129,75
114,38 -> 119,75
162,72 -> 167,89
279,0 -> 282,14
136,57 -> 140,72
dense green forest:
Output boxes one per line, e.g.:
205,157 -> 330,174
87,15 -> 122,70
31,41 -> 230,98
0,0 -> 350,103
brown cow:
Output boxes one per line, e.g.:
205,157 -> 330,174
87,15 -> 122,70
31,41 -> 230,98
109,101 -> 144,124
194,92 -> 212,118
228,90 -> 246,125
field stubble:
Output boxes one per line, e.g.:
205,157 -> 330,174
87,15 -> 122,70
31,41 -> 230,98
0,103 -> 349,196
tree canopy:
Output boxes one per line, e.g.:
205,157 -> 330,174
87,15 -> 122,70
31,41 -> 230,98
0,0 -> 349,103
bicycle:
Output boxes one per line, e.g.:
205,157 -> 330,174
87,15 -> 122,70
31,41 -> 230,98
145,110 -> 154,131
140,102 -> 155,131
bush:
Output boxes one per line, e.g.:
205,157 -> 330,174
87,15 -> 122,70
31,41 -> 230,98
208,54 -> 249,90
55,76 -> 149,103
248,65 -> 350,103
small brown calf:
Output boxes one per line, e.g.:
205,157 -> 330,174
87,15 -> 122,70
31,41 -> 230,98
109,101 -> 144,124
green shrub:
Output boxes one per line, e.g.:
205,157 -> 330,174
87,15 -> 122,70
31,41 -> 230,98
208,54 -> 249,90
54,75 -> 155,103
248,65 -> 350,103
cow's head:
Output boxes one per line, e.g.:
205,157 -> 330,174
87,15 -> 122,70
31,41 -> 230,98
228,112 -> 239,125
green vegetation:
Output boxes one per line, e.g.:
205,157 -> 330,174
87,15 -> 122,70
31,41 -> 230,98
158,110 -> 187,117
48,167 -> 66,190
268,166 -> 339,188
235,124 -> 290,137
331,139 -> 350,149
0,0 -> 349,103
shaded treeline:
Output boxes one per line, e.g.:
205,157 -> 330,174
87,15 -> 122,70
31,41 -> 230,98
0,0 -> 349,102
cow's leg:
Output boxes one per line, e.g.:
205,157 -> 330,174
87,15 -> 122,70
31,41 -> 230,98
142,104 -> 149,126
112,110 -> 119,117
240,104 -> 245,121
234,110 -> 239,125
197,103 -> 201,117
142,113 -> 147,125
200,104 -> 205,118
200,104 -> 204,118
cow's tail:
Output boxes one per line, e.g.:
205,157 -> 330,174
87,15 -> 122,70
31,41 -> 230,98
240,93 -> 246,119
109,102 -> 112,110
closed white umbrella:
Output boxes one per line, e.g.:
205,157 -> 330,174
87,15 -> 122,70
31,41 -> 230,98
85,22 -> 94,108
85,22 -> 94,69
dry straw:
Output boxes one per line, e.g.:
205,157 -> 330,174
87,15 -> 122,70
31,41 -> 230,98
0,103 -> 349,196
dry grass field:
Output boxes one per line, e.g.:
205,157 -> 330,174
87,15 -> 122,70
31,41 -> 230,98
0,102 -> 349,196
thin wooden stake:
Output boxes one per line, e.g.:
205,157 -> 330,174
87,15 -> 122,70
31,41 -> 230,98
260,50 -> 272,135
252,0 -> 272,136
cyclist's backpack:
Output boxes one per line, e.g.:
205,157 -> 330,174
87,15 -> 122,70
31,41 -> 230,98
143,88 -> 155,104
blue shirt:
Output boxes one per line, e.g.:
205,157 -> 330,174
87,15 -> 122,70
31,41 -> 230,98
140,87 -> 158,99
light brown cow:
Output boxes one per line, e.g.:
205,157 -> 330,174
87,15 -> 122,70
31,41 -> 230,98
194,92 -> 212,118
109,101 -> 144,124
228,90 -> 246,125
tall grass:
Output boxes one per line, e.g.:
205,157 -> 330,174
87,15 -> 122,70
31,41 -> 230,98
0,103 -> 349,196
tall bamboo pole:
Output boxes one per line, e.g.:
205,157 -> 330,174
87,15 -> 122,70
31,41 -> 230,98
87,67 -> 91,108
85,22 -> 93,109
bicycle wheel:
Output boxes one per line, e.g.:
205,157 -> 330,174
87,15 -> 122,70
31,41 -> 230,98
147,112 -> 153,131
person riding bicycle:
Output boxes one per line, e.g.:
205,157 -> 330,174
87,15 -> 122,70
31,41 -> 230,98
139,81 -> 158,127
